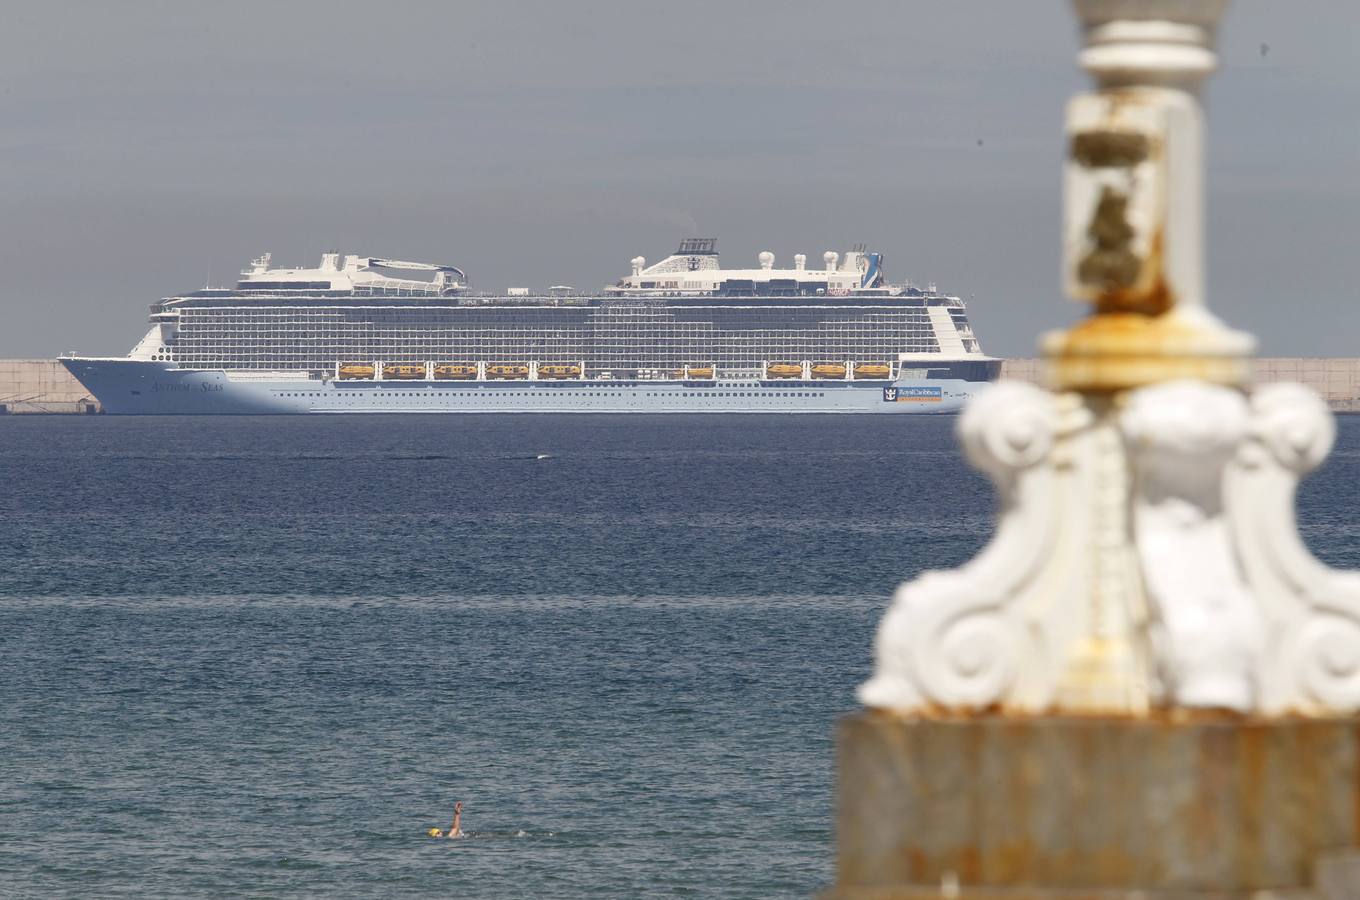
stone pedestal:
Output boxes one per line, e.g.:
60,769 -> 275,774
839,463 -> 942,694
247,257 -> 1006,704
835,2 -> 1360,897
828,713 -> 1360,899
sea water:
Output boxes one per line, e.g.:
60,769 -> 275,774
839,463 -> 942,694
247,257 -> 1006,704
2,414 -> 1358,898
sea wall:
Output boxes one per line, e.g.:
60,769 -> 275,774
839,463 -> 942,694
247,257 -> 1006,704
1001,358 -> 1360,413
0,359 -> 99,414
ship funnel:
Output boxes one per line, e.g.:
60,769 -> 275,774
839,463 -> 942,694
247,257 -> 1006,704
824,251 -> 839,272
794,253 -> 806,271
758,251 -> 774,270
631,256 -> 645,276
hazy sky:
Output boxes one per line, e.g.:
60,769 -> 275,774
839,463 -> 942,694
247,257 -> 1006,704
1,1 -> 1356,358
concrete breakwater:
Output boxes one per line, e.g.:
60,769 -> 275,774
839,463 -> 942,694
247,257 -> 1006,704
7,357 -> 1360,413
0,360 -> 98,414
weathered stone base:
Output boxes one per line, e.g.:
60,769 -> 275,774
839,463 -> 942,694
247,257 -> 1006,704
827,889 -> 1317,899
828,890 -> 1323,899
827,713 -> 1360,900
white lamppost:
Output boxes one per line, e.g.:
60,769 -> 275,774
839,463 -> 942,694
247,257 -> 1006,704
859,0 -> 1360,720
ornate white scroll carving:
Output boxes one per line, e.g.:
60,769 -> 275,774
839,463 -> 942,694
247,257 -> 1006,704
1227,383 -> 1360,716
1122,381 -> 1263,712
859,382 -> 1066,713
861,378 -> 1360,718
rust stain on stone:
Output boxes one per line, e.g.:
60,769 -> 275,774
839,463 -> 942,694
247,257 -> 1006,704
1046,311 -> 1224,392
1043,268 -> 1249,393
958,845 -> 982,883
1292,725 -> 1326,879
991,837 -> 1038,883
1076,187 -> 1142,294
903,847 -> 928,882
1059,222 -> 1179,392
1091,229 -> 1172,317
834,713 -> 1360,894
1234,724 -> 1268,883
1352,724 -> 1360,845
1071,128 -> 1151,168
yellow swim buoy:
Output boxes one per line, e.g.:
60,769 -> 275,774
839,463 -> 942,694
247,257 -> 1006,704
427,828 -> 444,838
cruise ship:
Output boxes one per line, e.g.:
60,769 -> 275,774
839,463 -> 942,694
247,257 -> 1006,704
61,239 -> 999,414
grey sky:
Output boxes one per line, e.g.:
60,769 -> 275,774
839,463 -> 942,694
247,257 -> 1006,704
1,1 -> 1356,358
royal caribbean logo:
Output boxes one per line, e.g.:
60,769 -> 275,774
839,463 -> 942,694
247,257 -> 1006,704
883,386 -> 943,402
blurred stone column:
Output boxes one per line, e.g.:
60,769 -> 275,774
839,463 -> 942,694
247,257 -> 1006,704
828,2 -> 1360,897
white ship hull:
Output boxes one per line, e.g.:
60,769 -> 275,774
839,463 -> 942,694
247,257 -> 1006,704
62,359 -> 981,414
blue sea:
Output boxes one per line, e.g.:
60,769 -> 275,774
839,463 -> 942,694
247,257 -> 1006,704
3,414 -> 1359,898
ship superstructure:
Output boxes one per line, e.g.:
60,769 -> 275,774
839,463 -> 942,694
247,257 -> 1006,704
62,239 -> 999,414
612,238 -> 891,297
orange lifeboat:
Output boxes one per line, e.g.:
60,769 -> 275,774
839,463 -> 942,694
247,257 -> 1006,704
433,364 -> 477,380
338,363 -> 376,380
539,365 -> 582,380
383,363 -> 426,380
766,363 -> 802,379
854,363 -> 892,379
811,364 -> 847,379
486,365 -> 530,380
